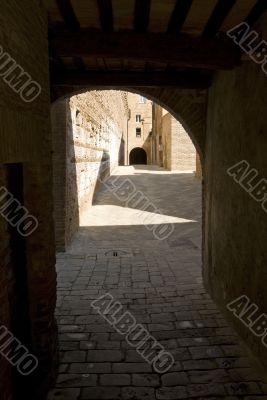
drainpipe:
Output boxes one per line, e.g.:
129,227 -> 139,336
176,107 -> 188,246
127,109 -> 131,165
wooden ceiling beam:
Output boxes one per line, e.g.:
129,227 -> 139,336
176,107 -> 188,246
202,0 -> 236,37
51,70 -> 212,89
167,0 -> 194,34
134,0 -> 151,33
73,57 -> 86,71
55,0 -> 80,31
97,0 -> 114,32
54,1 -> 84,75
50,30 -> 240,70
49,55 -> 65,75
245,0 -> 267,27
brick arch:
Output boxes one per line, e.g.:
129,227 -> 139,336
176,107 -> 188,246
51,87 -> 207,162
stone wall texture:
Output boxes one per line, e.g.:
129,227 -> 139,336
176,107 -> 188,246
195,152 -> 202,179
52,100 -> 67,251
151,102 -> 162,166
153,104 -> 196,171
162,112 -> 172,169
0,2 -> 57,400
55,88 -> 207,162
171,116 -> 196,171
52,91 -> 128,250
204,56 -> 267,370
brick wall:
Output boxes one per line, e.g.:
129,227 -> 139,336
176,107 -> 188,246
170,116 -> 196,171
52,91 -> 129,249
52,100 -> 67,251
0,2 -> 57,399
162,113 -> 172,169
134,88 -> 207,161
195,153 -> 202,179
54,88 -> 207,162
204,17 -> 267,370
151,103 -> 162,165
154,105 -> 196,171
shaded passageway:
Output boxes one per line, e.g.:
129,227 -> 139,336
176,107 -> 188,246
48,166 -> 267,400
2,2 -> 267,399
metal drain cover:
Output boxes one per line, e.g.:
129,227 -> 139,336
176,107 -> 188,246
105,249 -> 129,257
95,248 -> 133,258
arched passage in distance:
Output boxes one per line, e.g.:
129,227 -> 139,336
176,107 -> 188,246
129,147 -> 147,165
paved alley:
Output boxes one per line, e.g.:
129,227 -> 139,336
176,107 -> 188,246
48,166 -> 267,400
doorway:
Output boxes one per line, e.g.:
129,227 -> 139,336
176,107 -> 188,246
129,147 -> 147,165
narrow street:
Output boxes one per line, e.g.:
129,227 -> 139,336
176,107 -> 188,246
49,166 -> 267,400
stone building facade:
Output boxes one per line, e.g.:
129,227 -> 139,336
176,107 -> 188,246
52,91 -> 128,250
125,93 -> 153,165
152,104 -> 197,171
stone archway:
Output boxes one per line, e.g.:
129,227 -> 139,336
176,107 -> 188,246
129,147 -> 147,165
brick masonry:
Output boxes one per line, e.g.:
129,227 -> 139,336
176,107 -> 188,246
52,91 -> 129,250
52,100 -> 68,251
204,16 -> 267,371
152,105 -> 196,171
195,153 -> 202,180
0,2 -> 57,399
161,112 -> 172,169
170,115 -> 196,171
54,88 -> 207,163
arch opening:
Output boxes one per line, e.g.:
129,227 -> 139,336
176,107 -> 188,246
51,90 -> 201,250
129,147 -> 147,165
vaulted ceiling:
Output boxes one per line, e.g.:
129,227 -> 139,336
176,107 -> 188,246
45,0 -> 267,92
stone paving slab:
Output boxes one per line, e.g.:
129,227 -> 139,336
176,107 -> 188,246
48,167 -> 267,399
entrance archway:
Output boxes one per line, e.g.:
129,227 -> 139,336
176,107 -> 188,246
129,147 -> 147,165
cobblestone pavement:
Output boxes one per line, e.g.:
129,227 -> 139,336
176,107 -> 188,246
48,166 -> 267,400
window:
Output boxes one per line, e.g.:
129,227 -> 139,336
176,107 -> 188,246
136,128 -> 141,137
76,110 -> 82,126
136,114 -> 141,122
139,95 -> 146,104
